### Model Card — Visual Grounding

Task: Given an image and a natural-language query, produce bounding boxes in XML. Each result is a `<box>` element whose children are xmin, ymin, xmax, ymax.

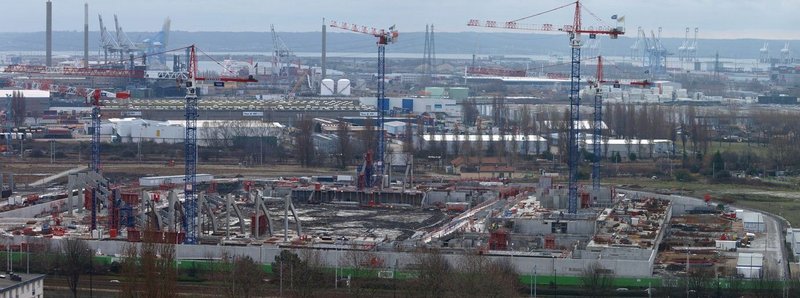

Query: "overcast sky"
<box><xmin>4</xmin><ymin>0</ymin><xmax>798</xmax><ymax>40</ymax></box>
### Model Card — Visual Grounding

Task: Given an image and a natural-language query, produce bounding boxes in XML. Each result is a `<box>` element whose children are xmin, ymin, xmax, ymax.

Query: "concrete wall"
<box><xmin>85</xmin><ymin>239</ymin><xmax>655</xmax><ymax>278</ymax></box>
<box><xmin>425</xmin><ymin>191</ymin><xmax>469</xmax><ymax>205</ymax></box>
<box><xmin>509</xmin><ymin>218</ymin><xmax>596</xmax><ymax>236</ymax></box>
<box><xmin>0</xmin><ymin>198</ymin><xmax>66</xmax><ymax>218</ymax></box>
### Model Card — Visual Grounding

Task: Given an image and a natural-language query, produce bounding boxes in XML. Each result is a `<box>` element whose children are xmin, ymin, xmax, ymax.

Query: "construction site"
<box><xmin>0</xmin><ymin>0</ymin><xmax>797</xmax><ymax>296</ymax></box>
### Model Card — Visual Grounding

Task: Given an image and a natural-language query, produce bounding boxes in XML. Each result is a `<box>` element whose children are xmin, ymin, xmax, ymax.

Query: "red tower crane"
<box><xmin>469</xmin><ymin>1</ymin><xmax>624</xmax><ymax>214</ymax></box>
<box><xmin>329</xmin><ymin>20</ymin><xmax>398</xmax><ymax>188</ymax></box>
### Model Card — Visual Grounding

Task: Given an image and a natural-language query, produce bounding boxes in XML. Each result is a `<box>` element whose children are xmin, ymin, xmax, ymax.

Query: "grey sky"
<box><xmin>4</xmin><ymin>0</ymin><xmax>798</xmax><ymax>40</ymax></box>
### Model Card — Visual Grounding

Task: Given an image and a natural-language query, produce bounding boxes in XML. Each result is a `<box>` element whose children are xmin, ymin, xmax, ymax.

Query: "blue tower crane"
<box><xmin>89</xmin><ymin>89</ymin><xmax>103</xmax><ymax>230</ymax></box>
<box><xmin>468</xmin><ymin>0</ymin><xmax>624</xmax><ymax>213</ymax></box>
<box><xmin>329</xmin><ymin>20</ymin><xmax>398</xmax><ymax>188</ymax></box>
<box><xmin>591</xmin><ymin>56</ymin><xmax>604</xmax><ymax>192</ymax></box>
<box><xmin>90</xmin><ymin>90</ymin><xmax>101</xmax><ymax>173</ymax></box>
<box><xmin>183</xmin><ymin>45</ymin><xmax>199</xmax><ymax>244</ymax></box>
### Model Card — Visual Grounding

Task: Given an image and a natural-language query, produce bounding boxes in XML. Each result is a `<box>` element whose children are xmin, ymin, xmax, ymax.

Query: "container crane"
<box><xmin>687</xmin><ymin>27</ymin><xmax>698</xmax><ymax>63</ymax></box>
<box><xmin>678</xmin><ymin>27</ymin><xmax>689</xmax><ymax>62</ymax></box>
<box><xmin>329</xmin><ymin>20</ymin><xmax>398</xmax><ymax>188</ymax></box>
<box><xmin>468</xmin><ymin>0</ymin><xmax>624</xmax><ymax>214</ymax></box>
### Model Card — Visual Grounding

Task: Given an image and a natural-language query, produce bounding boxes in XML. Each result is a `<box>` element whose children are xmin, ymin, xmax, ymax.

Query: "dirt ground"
<box><xmin>0</xmin><ymin>158</ymin><xmax>350</xmax><ymax>186</ymax></box>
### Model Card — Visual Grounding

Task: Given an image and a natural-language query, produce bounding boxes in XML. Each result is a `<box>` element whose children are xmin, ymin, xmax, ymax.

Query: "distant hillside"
<box><xmin>0</xmin><ymin>31</ymin><xmax>793</xmax><ymax>59</ymax></box>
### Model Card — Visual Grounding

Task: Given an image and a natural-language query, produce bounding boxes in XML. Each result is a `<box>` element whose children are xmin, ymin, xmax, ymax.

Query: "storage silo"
<box><xmin>337</xmin><ymin>79</ymin><xmax>351</xmax><ymax>96</ymax></box>
<box><xmin>320</xmin><ymin>79</ymin><xmax>335</xmax><ymax>96</ymax></box>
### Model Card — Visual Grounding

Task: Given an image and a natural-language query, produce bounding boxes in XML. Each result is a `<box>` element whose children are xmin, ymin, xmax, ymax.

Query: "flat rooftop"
<box><xmin>589</xmin><ymin>197</ymin><xmax>671</xmax><ymax>249</ymax></box>
<box><xmin>0</xmin><ymin>273</ymin><xmax>45</xmax><ymax>293</ymax></box>
<box><xmin>102</xmin><ymin>98</ymin><xmax>372</xmax><ymax>112</ymax></box>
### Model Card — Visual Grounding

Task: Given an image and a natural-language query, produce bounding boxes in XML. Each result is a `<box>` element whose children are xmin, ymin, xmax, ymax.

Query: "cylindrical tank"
<box><xmin>321</xmin><ymin>79</ymin><xmax>335</xmax><ymax>96</ymax></box>
<box><xmin>337</xmin><ymin>79</ymin><xmax>351</xmax><ymax>96</ymax></box>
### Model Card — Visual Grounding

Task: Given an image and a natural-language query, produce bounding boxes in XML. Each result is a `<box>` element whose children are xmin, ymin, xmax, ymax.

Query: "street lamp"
<box><xmin>530</xmin><ymin>264</ymin><xmax>537</xmax><ymax>297</ymax></box>
<box><xmin>87</xmin><ymin>248</ymin><xmax>93</xmax><ymax>298</ymax></box>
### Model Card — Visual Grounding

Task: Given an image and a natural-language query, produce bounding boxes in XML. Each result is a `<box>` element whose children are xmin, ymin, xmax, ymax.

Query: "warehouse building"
<box><xmin>740</xmin><ymin>211</ymin><xmax>766</xmax><ymax>232</ymax></box>
<box><xmin>95</xmin><ymin>118</ymin><xmax>286</xmax><ymax>147</ymax></box>
<box><xmin>737</xmin><ymin>253</ymin><xmax>764</xmax><ymax>279</ymax></box>
<box><xmin>583</xmin><ymin>139</ymin><xmax>673</xmax><ymax>159</ymax></box>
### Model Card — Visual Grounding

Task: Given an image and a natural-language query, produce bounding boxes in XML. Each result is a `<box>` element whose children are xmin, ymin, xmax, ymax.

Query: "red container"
<box><xmin>109</xmin><ymin>228</ymin><xmax>118</xmax><ymax>238</ymax></box>
<box><xmin>127</xmin><ymin>229</ymin><xmax>141</xmax><ymax>242</ymax></box>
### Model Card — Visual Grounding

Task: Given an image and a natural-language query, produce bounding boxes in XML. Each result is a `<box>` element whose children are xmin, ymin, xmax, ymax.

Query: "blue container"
<box><xmin>378</xmin><ymin>98</ymin><xmax>390</xmax><ymax>112</ymax></box>
<box><xmin>402</xmin><ymin>98</ymin><xmax>414</xmax><ymax>111</ymax></box>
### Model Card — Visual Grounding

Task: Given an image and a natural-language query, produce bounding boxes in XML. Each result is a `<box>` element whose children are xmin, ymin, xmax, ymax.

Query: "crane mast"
<box><xmin>592</xmin><ymin>56</ymin><xmax>603</xmax><ymax>192</ymax></box>
<box><xmin>329</xmin><ymin>20</ymin><xmax>398</xmax><ymax>188</ymax></box>
<box><xmin>468</xmin><ymin>0</ymin><xmax>623</xmax><ymax>214</ymax></box>
<box><xmin>89</xmin><ymin>89</ymin><xmax>102</xmax><ymax>230</ymax></box>
<box><xmin>183</xmin><ymin>45</ymin><xmax>199</xmax><ymax>244</ymax></box>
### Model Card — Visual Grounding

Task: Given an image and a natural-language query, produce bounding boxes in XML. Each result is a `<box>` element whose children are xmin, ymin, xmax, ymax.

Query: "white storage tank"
<box><xmin>337</xmin><ymin>79</ymin><xmax>351</xmax><ymax>96</ymax></box>
<box><xmin>320</xmin><ymin>79</ymin><xmax>335</xmax><ymax>96</ymax></box>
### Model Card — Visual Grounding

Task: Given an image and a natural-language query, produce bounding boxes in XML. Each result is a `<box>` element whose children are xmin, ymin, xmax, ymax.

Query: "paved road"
<box><xmin>738</xmin><ymin>208</ymin><xmax>788</xmax><ymax>280</ymax></box>
<box><xmin>620</xmin><ymin>189</ymin><xmax>788</xmax><ymax>279</ymax></box>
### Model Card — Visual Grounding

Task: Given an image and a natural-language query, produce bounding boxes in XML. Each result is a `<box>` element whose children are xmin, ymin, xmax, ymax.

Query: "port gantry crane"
<box><xmin>468</xmin><ymin>0</ymin><xmax>624</xmax><ymax>213</ymax></box>
<box><xmin>329</xmin><ymin>20</ymin><xmax>398</xmax><ymax>188</ymax></box>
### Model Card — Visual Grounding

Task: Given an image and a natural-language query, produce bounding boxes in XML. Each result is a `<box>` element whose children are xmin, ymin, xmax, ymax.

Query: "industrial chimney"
<box><xmin>84</xmin><ymin>2</ymin><xmax>89</xmax><ymax>68</ymax></box>
<box><xmin>46</xmin><ymin>0</ymin><xmax>52</xmax><ymax>67</ymax></box>
<box><xmin>321</xmin><ymin>18</ymin><xmax>327</xmax><ymax>80</ymax></box>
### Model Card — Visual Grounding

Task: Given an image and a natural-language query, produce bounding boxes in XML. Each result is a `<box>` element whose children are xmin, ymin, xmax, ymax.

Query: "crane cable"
<box><xmin>509</xmin><ymin>1</ymin><xmax>576</xmax><ymax>23</ymax></box>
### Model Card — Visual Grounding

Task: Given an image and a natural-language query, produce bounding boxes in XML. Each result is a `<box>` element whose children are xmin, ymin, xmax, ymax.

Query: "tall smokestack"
<box><xmin>321</xmin><ymin>18</ymin><xmax>327</xmax><ymax>80</ymax></box>
<box><xmin>46</xmin><ymin>0</ymin><xmax>52</xmax><ymax>67</ymax></box>
<box><xmin>84</xmin><ymin>2</ymin><xmax>88</xmax><ymax>68</ymax></box>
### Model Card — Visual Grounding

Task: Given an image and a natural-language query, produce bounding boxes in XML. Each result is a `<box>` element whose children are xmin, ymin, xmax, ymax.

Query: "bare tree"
<box><xmin>139</xmin><ymin>233</ymin><xmax>177</xmax><ymax>298</ymax></box>
<box><xmin>341</xmin><ymin>248</ymin><xmax>380</xmax><ymax>298</ymax></box>
<box><xmin>520</xmin><ymin>105</ymin><xmax>532</xmax><ymax>156</ymax></box>
<box><xmin>119</xmin><ymin>243</ymin><xmax>140</xmax><ymax>298</ymax></box>
<box><xmin>295</xmin><ymin>114</ymin><xmax>316</xmax><ymax>167</ymax></box>
<box><xmin>337</xmin><ymin>119</ymin><xmax>352</xmax><ymax>169</ymax></box>
<box><xmin>28</xmin><ymin>237</ymin><xmax>56</xmax><ymax>274</ymax></box>
<box><xmin>580</xmin><ymin>261</ymin><xmax>615</xmax><ymax>297</ymax></box>
<box><xmin>222</xmin><ymin>255</ymin><xmax>265</xmax><ymax>298</ymax></box>
<box><xmin>295</xmin><ymin>249</ymin><xmax>325</xmax><ymax>298</ymax></box>
<box><xmin>60</xmin><ymin>238</ymin><xmax>91</xmax><ymax>298</ymax></box>
<box><xmin>404</xmin><ymin>115</ymin><xmax>415</xmax><ymax>154</ymax></box>
<box><xmin>156</xmin><ymin>242</ymin><xmax>177</xmax><ymax>297</ymax></box>
<box><xmin>450</xmin><ymin>253</ymin><xmax>518</xmax><ymax>298</ymax></box>
<box><xmin>362</xmin><ymin>117</ymin><xmax>377</xmax><ymax>158</ymax></box>
<box><xmin>462</xmin><ymin>99</ymin><xmax>479</xmax><ymax>126</ymax></box>
<box><xmin>411</xmin><ymin>249</ymin><xmax>452</xmax><ymax>297</ymax></box>
<box><xmin>11</xmin><ymin>91</ymin><xmax>26</xmax><ymax>127</ymax></box>
<box><xmin>683</xmin><ymin>267</ymin><xmax>713</xmax><ymax>298</ymax></box>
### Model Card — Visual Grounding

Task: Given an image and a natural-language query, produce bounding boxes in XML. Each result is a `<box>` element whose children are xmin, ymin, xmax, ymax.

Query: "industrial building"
<box><xmin>0</xmin><ymin>1</ymin><xmax>792</xmax><ymax>293</ymax></box>
<box><xmin>96</xmin><ymin>118</ymin><xmax>286</xmax><ymax>146</ymax></box>
<box><xmin>737</xmin><ymin>253</ymin><xmax>764</xmax><ymax>279</ymax></box>
<box><xmin>100</xmin><ymin>98</ymin><xmax>373</xmax><ymax>124</ymax></box>
<box><xmin>0</xmin><ymin>273</ymin><xmax>45</xmax><ymax>297</ymax></box>
<box><xmin>420</xmin><ymin>134</ymin><xmax>548</xmax><ymax>155</ymax></box>
<box><xmin>785</xmin><ymin>228</ymin><xmax>800</xmax><ymax>261</ymax></box>
<box><xmin>583</xmin><ymin>139</ymin><xmax>674</xmax><ymax>159</ymax></box>
<box><xmin>740</xmin><ymin>211</ymin><xmax>766</xmax><ymax>233</ymax></box>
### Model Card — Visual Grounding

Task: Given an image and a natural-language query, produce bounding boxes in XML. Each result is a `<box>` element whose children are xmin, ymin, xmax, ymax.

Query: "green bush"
<box><xmin>673</xmin><ymin>169</ymin><xmax>696</xmax><ymax>182</ymax></box>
